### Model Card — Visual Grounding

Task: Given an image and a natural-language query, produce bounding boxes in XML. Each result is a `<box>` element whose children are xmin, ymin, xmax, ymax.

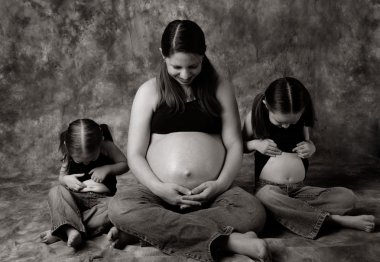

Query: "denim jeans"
<box><xmin>255</xmin><ymin>179</ymin><xmax>357</xmax><ymax>239</ymax></box>
<box><xmin>108</xmin><ymin>182</ymin><xmax>266</xmax><ymax>262</ymax></box>
<box><xmin>48</xmin><ymin>185</ymin><xmax>112</xmax><ymax>238</ymax></box>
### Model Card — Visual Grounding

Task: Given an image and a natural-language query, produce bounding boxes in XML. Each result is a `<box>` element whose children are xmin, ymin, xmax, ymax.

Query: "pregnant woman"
<box><xmin>108</xmin><ymin>20</ymin><xmax>269</xmax><ymax>261</ymax></box>
<box><xmin>242</xmin><ymin>77</ymin><xmax>375</xmax><ymax>239</ymax></box>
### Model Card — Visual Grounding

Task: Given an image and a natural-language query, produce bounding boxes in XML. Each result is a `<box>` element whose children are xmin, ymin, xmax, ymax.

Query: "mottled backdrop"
<box><xmin>1</xmin><ymin>0</ymin><xmax>379</xmax><ymax>180</ymax></box>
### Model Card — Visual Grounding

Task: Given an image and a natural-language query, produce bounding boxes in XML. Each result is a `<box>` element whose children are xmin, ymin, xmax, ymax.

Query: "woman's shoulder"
<box><xmin>134</xmin><ymin>77</ymin><xmax>160</xmax><ymax>105</ymax></box>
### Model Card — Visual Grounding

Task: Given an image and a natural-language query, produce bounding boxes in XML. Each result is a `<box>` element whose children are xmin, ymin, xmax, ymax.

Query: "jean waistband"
<box><xmin>256</xmin><ymin>178</ymin><xmax>304</xmax><ymax>190</ymax></box>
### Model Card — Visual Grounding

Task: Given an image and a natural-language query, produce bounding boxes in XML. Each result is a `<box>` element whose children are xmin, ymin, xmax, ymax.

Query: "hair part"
<box><xmin>59</xmin><ymin>119</ymin><xmax>113</xmax><ymax>161</ymax></box>
<box><xmin>252</xmin><ymin>77</ymin><xmax>315</xmax><ymax>138</ymax></box>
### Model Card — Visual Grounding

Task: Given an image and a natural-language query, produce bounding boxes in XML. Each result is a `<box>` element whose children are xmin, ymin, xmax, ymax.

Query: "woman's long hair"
<box><xmin>158</xmin><ymin>20</ymin><xmax>221</xmax><ymax>116</ymax></box>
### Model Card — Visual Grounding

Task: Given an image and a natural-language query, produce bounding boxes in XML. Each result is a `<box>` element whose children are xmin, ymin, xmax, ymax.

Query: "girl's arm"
<box><xmin>292</xmin><ymin>126</ymin><xmax>316</xmax><ymax>158</ymax></box>
<box><xmin>242</xmin><ymin>111</ymin><xmax>281</xmax><ymax>156</ymax></box>
<box><xmin>58</xmin><ymin>158</ymin><xmax>69</xmax><ymax>185</ymax></box>
<box><xmin>101</xmin><ymin>140</ymin><xmax>129</xmax><ymax>176</ymax></box>
<box><xmin>58</xmin><ymin>158</ymin><xmax>86</xmax><ymax>191</ymax></box>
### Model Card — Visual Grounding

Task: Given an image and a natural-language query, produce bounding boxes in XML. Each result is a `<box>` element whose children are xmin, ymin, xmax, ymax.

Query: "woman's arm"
<box><xmin>187</xmin><ymin>79</ymin><xmax>243</xmax><ymax>201</ymax></box>
<box><xmin>213</xmin><ymin>79</ymin><xmax>243</xmax><ymax>192</ymax></box>
<box><xmin>127</xmin><ymin>79</ymin><xmax>164</xmax><ymax>189</ymax></box>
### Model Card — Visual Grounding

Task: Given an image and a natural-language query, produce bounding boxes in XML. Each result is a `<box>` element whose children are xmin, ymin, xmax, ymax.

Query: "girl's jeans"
<box><xmin>108</xmin><ymin>183</ymin><xmax>266</xmax><ymax>262</ymax></box>
<box><xmin>48</xmin><ymin>185</ymin><xmax>112</xmax><ymax>238</ymax></box>
<box><xmin>255</xmin><ymin>178</ymin><xmax>357</xmax><ymax>239</ymax></box>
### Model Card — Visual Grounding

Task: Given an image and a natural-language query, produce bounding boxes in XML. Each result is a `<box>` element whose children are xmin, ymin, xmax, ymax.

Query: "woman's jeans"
<box><xmin>108</xmin><ymin>182</ymin><xmax>266</xmax><ymax>262</ymax></box>
<box><xmin>48</xmin><ymin>185</ymin><xmax>112</xmax><ymax>238</ymax></box>
<box><xmin>255</xmin><ymin>179</ymin><xmax>357</xmax><ymax>239</ymax></box>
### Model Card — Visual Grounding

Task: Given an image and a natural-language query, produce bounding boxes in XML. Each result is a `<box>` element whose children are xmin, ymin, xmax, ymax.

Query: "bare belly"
<box><xmin>259</xmin><ymin>152</ymin><xmax>305</xmax><ymax>184</ymax></box>
<box><xmin>80</xmin><ymin>179</ymin><xmax>110</xmax><ymax>193</ymax></box>
<box><xmin>147</xmin><ymin>132</ymin><xmax>226</xmax><ymax>189</ymax></box>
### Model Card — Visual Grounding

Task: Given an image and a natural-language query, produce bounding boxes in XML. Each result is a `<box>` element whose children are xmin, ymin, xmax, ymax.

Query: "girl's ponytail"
<box><xmin>59</xmin><ymin>130</ymin><xmax>68</xmax><ymax>161</ymax></box>
<box><xmin>100</xmin><ymin>124</ymin><xmax>114</xmax><ymax>142</ymax></box>
<box><xmin>251</xmin><ymin>92</ymin><xmax>269</xmax><ymax>139</ymax></box>
<box><xmin>302</xmin><ymin>90</ymin><xmax>316</xmax><ymax>127</ymax></box>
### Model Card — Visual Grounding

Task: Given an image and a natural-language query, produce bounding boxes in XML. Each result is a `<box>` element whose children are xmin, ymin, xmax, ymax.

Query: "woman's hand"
<box><xmin>256</xmin><ymin>139</ymin><xmax>282</xmax><ymax>157</ymax></box>
<box><xmin>62</xmin><ymin>174</ymin><xmax>86</xmax><ymax>191</ymax></box>
<box><xmin>89</xmin><ymin>165</ymin><xmax>111</xmax><ymax>183</ymax></box>
<box><xmin>292</xmin><ymin>140</ymin><xmax>316</xmax><ymax>158</ymax></box>
<box><xmin>182</xmin><ymin>181</ymin><xmax>223</xmax><ymax>204</ymax></box>
<box><xmin>155</xmin><ymin>182</ymin><xmax>202</xmax><ymax>207</ymax></box>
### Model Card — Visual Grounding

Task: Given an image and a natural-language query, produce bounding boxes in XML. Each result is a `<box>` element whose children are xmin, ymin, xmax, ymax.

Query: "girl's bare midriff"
<box><xmin>147</xmin><ymin>132</ymin><xmax>226</xmax><ymax>189</ymax></box>
<box><xmin>259</xmin><ymin>152</ymin><xmax>305</xmax><ymax>184</ymax></box>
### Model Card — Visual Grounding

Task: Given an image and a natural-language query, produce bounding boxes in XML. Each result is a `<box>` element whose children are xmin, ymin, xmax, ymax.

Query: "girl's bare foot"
<box><xmin>227</xmin><ymin>231</ymin><xmax>270</xmax><ymax>262</ymax></box>
<box><xmin>331</xmin><ymin>214</ymin><xmax>375</xmax><ymax>232</ymax></box>
<box><xmin>107</xmin><ymin>226</ymin><xmax>139</xmax><ymax>249</ymax></box>
<box><xmin>39</xmin><ymin>230</ymin><xmax>60</xmax><ymax>244</ymax></box>
<box><xmin>66</xmin><ymin>227</ymin><xmax>82</xmax><ymax>248</ymax></box>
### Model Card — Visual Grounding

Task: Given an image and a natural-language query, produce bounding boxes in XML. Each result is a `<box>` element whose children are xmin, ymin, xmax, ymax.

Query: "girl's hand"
<box><xmin>89</xmin><ymin>166</ymin><xmax>111</xmax><ymax>183</ymax></box>
<box><xmin>155</xmin><ymin>182</ymin><xmax>202</xmax><ymax>207</ymax></box>
<box><xmin>256</xmin><ymin>139</ymin><xmax>282</xmax><ymax>157</ymax></box>
<box><xmin>182</xmin><ymin>181</ymin><xmax>223</xmax><ymax>204</ymax></box>
<box><xmin>292</xmin><ymin>140</ymin><xmax>316</xmax><ymax>158</ymax></box>
<box><xmin>62</xmin><ymin>174</ymin><xmax>86</xmax><ymax>191</ymax></box>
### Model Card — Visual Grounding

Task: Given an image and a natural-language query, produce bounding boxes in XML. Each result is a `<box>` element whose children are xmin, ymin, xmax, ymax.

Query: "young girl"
<box><xmin>40</xmin><ymin>119</ymin><xmax>129</xmax><ymax>248</ymax></box>
<box><xmin>242</xmin><ymin>77</ymin><xmax>375</xmax><ymax>239</ymax></box>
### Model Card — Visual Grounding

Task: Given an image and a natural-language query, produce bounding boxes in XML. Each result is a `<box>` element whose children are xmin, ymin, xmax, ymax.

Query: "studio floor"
<box><xmin>2</xmin><ymin>154</ymin><xmax>380</xmax><ymax>262</ymax></box>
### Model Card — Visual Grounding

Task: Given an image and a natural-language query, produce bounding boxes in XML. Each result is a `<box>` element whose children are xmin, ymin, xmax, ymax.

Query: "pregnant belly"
<box><xmin>147</xmin><ymin>132</ymin><xmax>226</xmax><ymax>189</ymax></box>
<box><xmin>259</xmin><ymin>152</ymin><xmax>305</xmax><ymax>184</ymax></box>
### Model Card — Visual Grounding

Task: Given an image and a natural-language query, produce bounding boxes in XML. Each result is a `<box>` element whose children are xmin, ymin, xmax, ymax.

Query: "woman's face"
<box><xmin>165</xmin><ymin>52</ymin><xmax>203</xmax><ymax>86</ymax></box>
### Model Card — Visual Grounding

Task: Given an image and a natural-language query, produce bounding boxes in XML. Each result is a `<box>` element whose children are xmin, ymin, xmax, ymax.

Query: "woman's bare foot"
<box><xmin>107</xmin><ymin>226</ymin><xmax>139</xmax><ymax>249</ymax></box>
<box><xmin>66</xmin><ymin>227</ymin><xmax>82</xmax><ymax>248</ymax></box>
<box><xmin>331</xmin><ymin>215</ymin><xmax>375</xmax><ymax>232</ymax></box>
<box><xmin>39</xmin><ymin>230</ymin><xmax>60</xmax><ymax>244</ymax></box>
<box><xmin>227</xmin><ymin>231</ymin><xmax>270</xmax><ymax>262</ymax></box>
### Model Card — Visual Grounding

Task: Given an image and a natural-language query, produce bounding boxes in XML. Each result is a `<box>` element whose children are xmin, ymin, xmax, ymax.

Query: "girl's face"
<box><xmin>165</xmin><ymin>52</ymin><xmax>203</xmax><ymax>87</ymax></box>
<box><xmin>268</xmin><ymin>111</ymin><xmax>303</xmax><ymax>129</ymax></box>
<box><xmin>71</xmin><ymin>148</ymin><xmax>100</xmax><ymax>165</ymax></box>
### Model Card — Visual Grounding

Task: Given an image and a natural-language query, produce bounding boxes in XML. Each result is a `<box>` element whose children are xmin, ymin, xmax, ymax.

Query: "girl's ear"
<box><xmin>262</xmin><ymin>99</ymin><xmax>268</xmax><ymax>109</ymax></box>
<box><xmin>159</xmin><ymin>48</ymin><xmax>165</xmax><ymax>59</ymax></box>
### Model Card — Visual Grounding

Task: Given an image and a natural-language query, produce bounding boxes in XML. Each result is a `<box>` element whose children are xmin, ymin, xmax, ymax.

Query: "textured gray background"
<box><xmin>1</xmin><ymin>0</ymin><xmax>379</xmax><ymax>180</ymax></box>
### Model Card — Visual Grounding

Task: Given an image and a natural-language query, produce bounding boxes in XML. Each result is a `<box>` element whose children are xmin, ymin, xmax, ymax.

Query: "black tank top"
<box><xmin>254</xmin><ymin>114</ymin><xmax>309</xmax><ymax>180</ymax></box>
<box><xmin>151</xmin><ymin>100</ymin><xmax>222</xmax><ymax>134</ymax></box>
<box><xmin>67</xmin><ymin>153</ymin><xmax>117</xmax><ymax>195</ymax></box>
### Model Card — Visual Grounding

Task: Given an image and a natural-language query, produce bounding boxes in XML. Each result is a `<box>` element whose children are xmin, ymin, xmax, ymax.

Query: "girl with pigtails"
<box><xmin>243</xmin><ymin>77</ymin><xmax>375</xmax><ymax>239</ymax></box>
<box><xmin>40</xmin><ymin>119</ymin><xmax>129</xmax><ymax>248</ymax></box>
